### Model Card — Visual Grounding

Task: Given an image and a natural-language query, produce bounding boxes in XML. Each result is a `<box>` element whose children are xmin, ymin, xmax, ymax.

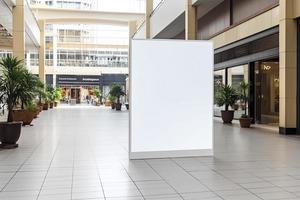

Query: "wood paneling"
<box><xmin>197</xmin><ymin>0</ymin><xmax>279</xmax><ymax>40</ymax></box>
<box><xmin>232</xmin><ymin>0</ymin><xmax>279</xmax><ymax>24</ymax></box>
<box><xmin>197</xmin><ymin>0</ymin><xmax>230</xmax><ymax>40</ymax></box>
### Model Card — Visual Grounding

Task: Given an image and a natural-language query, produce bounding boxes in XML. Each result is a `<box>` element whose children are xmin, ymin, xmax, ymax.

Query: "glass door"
<box><xmin>255</xmin><ymin>59</ymin><xmax>279</xmax><ymax>125</ymax></box>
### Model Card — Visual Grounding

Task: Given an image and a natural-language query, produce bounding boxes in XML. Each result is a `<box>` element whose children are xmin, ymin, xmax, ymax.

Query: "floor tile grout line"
<box><xmin>254</xmin><ymin>172</ymin><xmax>300</xmax><ymax>198</ymax></box>
<box><xmin>90</xmin><ymin>138</ymin><xmax>107</xmax><ymax>200</ymax></box>
<box><xmin>35</xmin><ymin>137</ymin><xmax>62</xmax><ymax>200</ymax></box>
<box><xmin>144</xmin><ymin>159</ymin><xmax>185</xmax><ymax>200</ymax></box>
<box><xmin>209</xmin><ymin>168</ymin><xmax>266</xmax><ymax>200</ymax></box>
<box><xmin>70</xmin><ymin>133</ymin><xmax>76</xmax><ymax>200</ymax></box>
<box><xmin>171</xmin><ymin>158</ymin><xmax>225</xmax><ymax>200</ymax></box>
<box><xmin>121</xmin><ymin>164</ymin><xmax>146</xmax><ymax>199</ymax></box>
<box><xmin>0</xmin><ymin>123</ymin><xmax>54</xmax><ymax>193</ymax></box>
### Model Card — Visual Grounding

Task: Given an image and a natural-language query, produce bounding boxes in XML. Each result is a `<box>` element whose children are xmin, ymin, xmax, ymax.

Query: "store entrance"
<box><xmin>255</xmin><ymin>59</ymin><xmax>279</xmax><ymax>126</ymax></box>
<box><xmin>71</xmin><ymin>88</ymin><xmax>81</xmax><ymax>104</ymax></box>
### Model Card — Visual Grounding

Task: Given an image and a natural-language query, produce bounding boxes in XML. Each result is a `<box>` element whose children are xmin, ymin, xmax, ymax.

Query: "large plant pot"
<box><xmin>43</xmin><ymin>103</ymin><xmax>49</xmax><ymax>110</ymax></box>
<box><xmin>34</xmin><ymin>110</ymin><xmax>39</xmax><ymax>119</ymax></box>
<box><xmin>115</xmin><ymin>103</ymin><xmax>122</xmax><ymax>111</ymax></box>
<box><xmin>0</xmin><ymin>122</ymin><xmax>22</xmax><ymax>148</ymax></box>
<box><xmin>221</xmin><ymin>110</ymin><xmax>234</xmax><ymax>124</ymax></box>
<box><xmin>23</xmin><ymin>111</ymin><xmax>36</xmax><ymax>126</ymax></box>
<box><xmin>11</xmin><ymin>110</ymin><xmax>24</xmax><ymax>122</ymax></box>
<box><xmin>49</xmin><ymin>102</ymin><xmax>54</xmax><ymax>109</ymax></box>
<box><xmin>239</xmin><ymin>117</ymin><xmax>253</xmax><ymax>128</ymax></box>
<box><xmin>54</xmin><ymin>102</ymin><xmax>58</xmax><ymax>107</ymax></box>
<box><xmin>125</xmin><ymin>103</ymin><xmax>129</xmax><ymax>110</ymax></box>
<box><xmin>12</xmin><ymin>110</ymin><xmax>35</xmax><ymax>126</ymax></box>
<box><xmin>111</xmin><ymin>102</ymin><xmax>116</xmax><ymax>109</ymax></box>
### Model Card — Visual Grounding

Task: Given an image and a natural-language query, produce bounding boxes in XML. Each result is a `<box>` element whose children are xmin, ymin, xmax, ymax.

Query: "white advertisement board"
<box><xmin>130</xmin><ymin>39</ymin><xmax>213</xmax><ymax>159</ymax></box>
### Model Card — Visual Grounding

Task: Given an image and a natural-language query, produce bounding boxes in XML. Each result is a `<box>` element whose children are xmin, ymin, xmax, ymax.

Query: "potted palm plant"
<box><xmin>215</xmin><ymin>84</ymin><xmax>238</xmax><ymax>123</ymax></box>
<box><xmin>0</xmin><ymin>56</ymin><xmax>26</xmax><ymax>148</ymax></box>
<box><xmin>36</xmin><ymin>79</ymin><xmax>45</xmax><ymax>112</ymax></box>
<box><xmin>46</xmin><ymin>86</ymin><xmax>55</xmax><ymax>109</ymax></box>
<box><xmin>109</xmin><ymin>84</ymin><xmax>125</xmax><ymax>111</ymax></box>
<box><xmin>93</xmin><ymin>88</ymin><xmax>101</xmax><ymax>106</ymax></box>
<box><xmin>12</xmin><ymin>70</ymin><xmax>39</xmax><ymax>126</ymax></box>
<box><xmin>239</xmin><ymin>80</ymin><xmax>252</xmax><ymax>128</ymax></box>
<box><xmin>108</xmin><ymin>95</ymin><xmax>116</xmax><ymax>109</ymax></box>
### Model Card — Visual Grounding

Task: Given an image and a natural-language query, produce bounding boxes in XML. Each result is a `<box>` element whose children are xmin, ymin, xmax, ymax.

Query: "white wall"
<box><xmin>130</xmin><ymin>39</ymin><xmax>214</xmax><ymax>159</ymax></box>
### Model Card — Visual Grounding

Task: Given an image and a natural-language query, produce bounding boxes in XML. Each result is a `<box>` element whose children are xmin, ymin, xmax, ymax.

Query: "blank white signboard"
<box><xmin>130</xmin><ymin>39</ymin><xmax>213</xmax><ymax>159</ymax></box>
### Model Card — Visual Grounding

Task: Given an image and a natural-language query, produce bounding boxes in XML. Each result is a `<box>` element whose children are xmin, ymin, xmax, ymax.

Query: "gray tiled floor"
<box><xmin>0</xmin><ymin>105</ymin><xmax>300</xmax><ymax>200</ymax></box>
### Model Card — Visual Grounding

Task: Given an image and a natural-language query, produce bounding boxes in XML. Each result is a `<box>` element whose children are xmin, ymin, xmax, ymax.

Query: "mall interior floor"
<box><xmin>0</xmin><ymin>106</ymin><xmax>300</xmax><ymax>200</ymax></box>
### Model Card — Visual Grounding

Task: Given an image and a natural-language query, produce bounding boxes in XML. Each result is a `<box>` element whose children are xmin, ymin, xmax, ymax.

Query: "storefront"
<box><xmin>214</xmin><ymin>27</ymin><xmax>279</xmax><ymax>126</ymax></box>
<box><xmin>57</xmin><ymin>75</ymin><xmax>101</xmax><ymax>103</ymax></box>
<box><xmin>55</xmin><ymin>74</ymin><xmax>127</xmax><ymax>103</ymax></box>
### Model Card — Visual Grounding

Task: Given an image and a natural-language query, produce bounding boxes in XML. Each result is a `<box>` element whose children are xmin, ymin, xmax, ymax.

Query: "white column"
<box><xmin>185</xmin><ymin>0</ymin><xmax>197</xmax><ymax>40</ymax></box>
<box><xmin>145</xmin><ymin>0</ymin><xmax>153</xmax><ymax>39</ymax></box>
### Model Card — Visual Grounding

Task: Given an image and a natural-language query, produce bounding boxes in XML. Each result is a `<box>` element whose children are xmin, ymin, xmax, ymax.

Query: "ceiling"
<box><xmin>0</xmin><ymin>0</ymin><xmax>13</xmax><ymax>49</ymax></box>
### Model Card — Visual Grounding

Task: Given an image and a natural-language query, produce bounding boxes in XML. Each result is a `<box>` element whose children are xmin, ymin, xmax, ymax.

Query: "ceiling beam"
<box><xmin>31</xmin><ymin>6</ymin><xmax>145</xmax><ymax>26</ymax></box>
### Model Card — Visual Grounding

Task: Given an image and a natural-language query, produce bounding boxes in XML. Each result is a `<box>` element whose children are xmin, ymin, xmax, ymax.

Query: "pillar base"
<box><xmin>279</xmin><ymin>127</ymin><xmax>298</xmax><ymax>135</ymax></box>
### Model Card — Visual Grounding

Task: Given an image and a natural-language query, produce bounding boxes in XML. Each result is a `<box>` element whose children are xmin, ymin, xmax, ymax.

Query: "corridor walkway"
<box><xmin>0</xmin><ymin>106</ymin><xmax>300</xmax><ymax>200</ymax></box>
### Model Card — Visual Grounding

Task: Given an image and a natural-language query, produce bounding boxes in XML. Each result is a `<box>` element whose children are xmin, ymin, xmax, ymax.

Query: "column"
<box><xmin>279</xmin><ymin>0</ymin><xmax>298</xmax><ymax>134</ymax></box>
<box><xmin>53</xmin><ymin>24</ymin><xmax>58</xmax><ymax>87</ymax></box>
<box><xmin>12</xmin><ymin>0</ymin><xmax>25</xmax><ymax>60</ymax></box>
<box><xmin>38</xmin><ymin>20</ymin><xmax>46</xmax><ymax>83</ymax></box>
<box><xmin>145</xmin><ymin>0</ymin><xmax>153</xmax><ymax>39</ymax></box>
<box><xmin>185</xmin><ymin>0</ymin><xmax>197</xmax><ymax>40</ymax></box>
<box><xmin>26</xmin><ymin>52</ymin><xmax>30</xmax><ymax>67</ymax></box>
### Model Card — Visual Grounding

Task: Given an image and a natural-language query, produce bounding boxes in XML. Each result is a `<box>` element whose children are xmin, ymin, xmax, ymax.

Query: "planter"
<box><xmin>11</xmin><ymin>110</ymin><xmax>24</xmax><ymax>122</ymax></box>
<box><xmin>0</xmin><ymin>122</ymin><xmax>22</xmax><ymax>149</ymax></box>
<box><xmin>221</xmin><ymin>110</ymin><xmax>235</xmax><ymax>124</ymax></box>
<box><xmin>22</xmin><ymin>111</ymin><xmax>36</xmax><ymax>126</ymax></box>
<box><xmin>125</xmin><ymin>103</ymin><xmax>129</xmax><ymax>110</ymax></box>
<box><xmin>54</xmin><ymin>102</ymin><xmax>58</xmax><ymax>107</ymax></box>
<box><xmin>39</xmin><ymin>106</ymin><xmax>43</xmax><ymax>112</ymax></box>
<box><xmin>115</xmin><ymin>103</ymin><xmax>122</xmax><ymax>111</ymax></box>
<box><xmin>43</xmin><ymin>103</ymin><xmax>49</xmax><ymax>110</ymax></box>
<box><xmin>12</xmin><ymin>110</ymin><xmax>35</xmax><ymax>126</ymax></box>
<box><xmin>239</xmin><ymin>117</ymin><xmax>253</xmax><ymax>128</ymax></box>
<box><xmin>111</xmin><ymin>102</ymin><xmax>116</xmax><ymax>109</ymax></box>
<box><xmin>34</xmin><ymin>110</ymin><xmax>39</xmax><ymax>119</ymax></box>
<box><xmin>96</xmin><ymin>102</ymin><xmax>100</xmax><ymax>106</ymax></box>
<box><xmin>49</xmin><ymin>102</ymin><xmax>54</xmax><ymax>109</ymax></box>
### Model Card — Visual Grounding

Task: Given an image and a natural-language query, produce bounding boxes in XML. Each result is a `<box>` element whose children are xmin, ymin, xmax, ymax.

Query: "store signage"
<box><xmin>57</xmin><ymin>75</ymin><xmax>101</xmax><ymax>86</ymax></box>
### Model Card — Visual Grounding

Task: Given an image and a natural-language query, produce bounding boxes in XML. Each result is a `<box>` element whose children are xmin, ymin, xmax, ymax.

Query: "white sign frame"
<box><xmin>129</xmin><ymin>39</ymin><xmax>214</xmax><ymax>159</ymax></box>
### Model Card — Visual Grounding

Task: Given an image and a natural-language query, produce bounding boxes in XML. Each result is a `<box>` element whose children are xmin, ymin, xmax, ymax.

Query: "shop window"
<box><xmin>227</xmin><ymin>64</ymin><xmax>249</xmax><ymax>119</ymax></box>
<box><xmin>214</xmin><ymin>69</ymin><xmax>226</xmax><ymax>117</ymax></box>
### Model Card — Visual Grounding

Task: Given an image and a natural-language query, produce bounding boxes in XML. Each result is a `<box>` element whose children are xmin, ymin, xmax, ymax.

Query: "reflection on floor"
<box><xmin>0</xmin><ymin>106</ymin><xmax>300</xmax><ymax>200</ymax></box>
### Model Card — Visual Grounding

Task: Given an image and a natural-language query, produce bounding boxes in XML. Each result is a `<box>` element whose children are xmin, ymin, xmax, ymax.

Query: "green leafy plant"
<box><xmin>239</xmin><ymin>80</ymin><xmax>250</xmax><ymax>118</ymax></box>
<box><xmin>46</xmin><ymin>86</ymin><xmax>56</xmax><ymax>102</ymax></box>
<box><xmin>109</xmin><ymin>84</ymin><xmax>125</xmax><ymax>104</ymax></box>
<box><xmin>35</xmin><ymin>79</ymin><xmax>45</xmax><ymax>104</ymax></box>
<box><xmin>93</xmin><ymin>88</ymin><xmax>101</xmax><ymax>98</ymax></box>
<box><xmin>18</xmin><ymin>70</ymin><xmax>39</xmax><ymax>109</ymax></box>
<box><xmin>108</xmin><ymin>95</ymin><xmax>116</xmax><ymax>103</ymax></box>
<box><xmin>215</xmin><ymin>84</ymin><xmax>238</xmax><ymax>111</ymax></box>
<box><xmin>54</xmin><ymin>88</ymin><xmax>62</xmax><ymax>102</ymax></box>
<box><xmin>25</xmin><ymin>101</ymin><xmax>38</xmax><ymax>112</ymax></box>
<box><xmin>0</xmin><ymin>56</ymin><xmax>28</xmax><ymax>122</ymax></box>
